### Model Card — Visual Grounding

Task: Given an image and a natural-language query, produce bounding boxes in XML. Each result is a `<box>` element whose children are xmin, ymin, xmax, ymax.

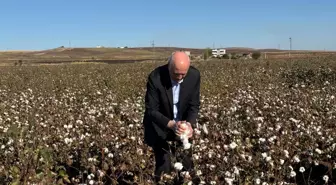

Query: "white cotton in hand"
<box><xmin>183</xmin><ymin>142</ymin><xmax>191</xmax><ymax>150</ymax></box>
<box><xmin>180</xmin><ymin>123</ymin><xmax>191</xmax><ymax>150</ymax></box>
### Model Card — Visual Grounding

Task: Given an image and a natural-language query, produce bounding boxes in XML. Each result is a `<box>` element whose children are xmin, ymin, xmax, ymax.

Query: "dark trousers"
<box><xmin>152</xmin><ymin>136</ymin><xmax>200</xmax><ymax>184</ymax></box>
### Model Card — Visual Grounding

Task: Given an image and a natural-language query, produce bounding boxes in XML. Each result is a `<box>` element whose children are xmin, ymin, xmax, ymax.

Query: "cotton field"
<box><xmin>0</xmin><ymin>57</ymin><xmax>335</xmax><ymax>185</ymax></box>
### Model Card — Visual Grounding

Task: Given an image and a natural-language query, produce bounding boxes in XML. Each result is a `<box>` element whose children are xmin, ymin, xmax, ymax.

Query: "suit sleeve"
<box><xmin>186</xmin><ymin>71</ymin><xmax>201</xmax><ymax>128</ymax></box>
<box><xmin>144</xmin><ymin>73</ymin><xmax>170</xmax><ymax>129</ymax></box>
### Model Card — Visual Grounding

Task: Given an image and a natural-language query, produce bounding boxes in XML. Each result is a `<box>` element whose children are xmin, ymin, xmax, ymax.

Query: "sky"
<box><xmin>0</xmin><ymin>0</ymin><xmax>335</xmax><ymax>51</ymax></box>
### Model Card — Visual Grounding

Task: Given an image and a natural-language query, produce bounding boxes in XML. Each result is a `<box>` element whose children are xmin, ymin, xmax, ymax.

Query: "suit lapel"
<box><xmin>165</xmin><ymin>83</ymin><xmax>173</xmax><ymax>112</ymax></box>
<box><xmin>163</xmin><ymin>65</ymin><xmax>173</xmax><ymax>115</ymax></box>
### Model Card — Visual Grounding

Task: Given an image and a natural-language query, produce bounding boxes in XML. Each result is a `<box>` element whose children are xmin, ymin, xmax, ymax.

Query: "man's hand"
<box><xmin>167</xmin><ymin>120</ymin><xmax>176</xmax><ymax>129</ymax></box>
<box><xmin>175</xmin><ymin>121</ymin><xmax>193</xmax><ymax>138</ymax></box>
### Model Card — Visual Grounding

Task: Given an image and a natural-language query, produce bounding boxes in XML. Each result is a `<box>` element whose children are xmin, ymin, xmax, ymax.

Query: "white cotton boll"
<box><xmin>232</xmin><ymin>130</ymin><xmax>240</xmax><ymax>135</ymax></box>
<box><xmin>240</xmin><ymin>154</ymin><xmax>246</xmax><ymax>160</ymax></box>
<box><xmin>64</xmin><ymin>138</ymin><xmax>72</xmax><ymax>145</ymax></box>
<box><xmin>266</xmin><ymin>156</ymin><xmax>272</xmax><ymax>162</ymax></box>
<box><xmin>284</xmin><ymin>150</ymin><xmax>289</xmax><ymax>158</ymax></box>
<box><xmin>202</xmin><ymin>124</ymin><xmax>208</xmax><ymax>135</ymax></box>
<box><xmin>229</xmin><ymin>142</ymin><xmax>237</xmax><ymax>149</ymax></box>
<box><xmin>193</xmin><ymin>154</ymin><xmax>199</xmax><ymax>160</ymax></box>
<box><xmin>208</xmin><ymin>153</ymin><xmax>212</xmax><ymax>158</ymax></box>
<box><xmin>290</xmin><ymin>171</ymin><xmax>296</xmax><ymax>177</ymax></box>
<box><xmin>88</xmin><ymin>173</ymin><xmax>95</xmax><ymax>179</ymax></box>
<box><xmin>299</xmin><ymin>167</ymin><xmax>305</xmax><ymax>173</ymax></box>
<box><xmin>323</xmin><ymin>175</ymin><xmax>329</xmax><ymax>182</ymax></box>
<box><xmin>315</xmin><ymin>148</ymin><xmax>322</xmax><ymax>154</ymax></box>
<box><xmin>225</xmin><ymin>178</ymin><xmax>233</xmax><ymax>185</ymax></box>
<box><xmin>194</xmin><ymin>128</ymin><xmax>201</xmax><ymax>135</ymax></box>
<box><xmin>255</xmin><ymin>178</ymin><xmax>261</xmax><ymax>184</ymax></box>
<box><xmin>98</xmin><ymin>170</ymin><xmax>104</xmax><ymax>177</ymax></box>
<box><xmin>174</xmin><ymin>162</ymin><xmax>183</xmax><ymax>171</ymax></box>
<box><xmin>233</xmin><ymin>166</ymin><xmax>239</xmax><ymax>175</ymax></box>
<box><xmin>259</xmin><ymin>138</ymin><xmax>266</xmax><ymax>143</ymax></box>
<box><xmin>181</xmin><ymin>171</ymin><xmax>190</xmax><ymax>179</ymax></box>
<box><xmin>293</xmin><ymin>155</ymin><xmax>300</xmax><ymax>163</ymax></box>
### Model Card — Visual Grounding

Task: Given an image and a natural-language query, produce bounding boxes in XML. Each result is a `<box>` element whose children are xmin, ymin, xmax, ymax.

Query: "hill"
<box><xmin>1</xmin><ymin>46</ymin><xmax>335</xmax><ymax>65</ymax></box>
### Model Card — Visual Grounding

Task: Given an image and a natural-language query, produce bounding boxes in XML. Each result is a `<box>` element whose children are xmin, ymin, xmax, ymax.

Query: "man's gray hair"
<box><xmin>167</xmin><ymin>52</ymin><xmax>175</xmax><ymax>69</ymax></box>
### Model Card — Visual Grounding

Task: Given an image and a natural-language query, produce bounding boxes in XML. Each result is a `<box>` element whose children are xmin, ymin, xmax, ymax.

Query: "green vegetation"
<box><xmin>203</xmin><ymin>48</ymin><xmax>212</xmax><ymax>60</ymax></box>
<box><xmin>252</xmin><ymin>52</ymin><xmax>262</xmax><ymax>59</ymax></box>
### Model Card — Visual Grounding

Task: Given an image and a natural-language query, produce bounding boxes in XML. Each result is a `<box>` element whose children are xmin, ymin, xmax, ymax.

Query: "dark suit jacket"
<box><xmin>142</xmin><ymin>63</ymin><xmax>201</xmax><ymax>147</ymax></box>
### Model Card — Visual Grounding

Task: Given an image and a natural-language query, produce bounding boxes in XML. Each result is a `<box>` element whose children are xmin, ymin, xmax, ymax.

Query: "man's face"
<box><xmin>169</xmin><ymin>64</ymin><xmax>188</xmax><ymax>82</ymax></box>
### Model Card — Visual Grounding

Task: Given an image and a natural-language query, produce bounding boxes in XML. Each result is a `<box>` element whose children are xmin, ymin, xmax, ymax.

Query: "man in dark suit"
<box><xmin>142</xmin><ymin>51</ymin><xmax>201</xmax><ymax>183</ymax></box>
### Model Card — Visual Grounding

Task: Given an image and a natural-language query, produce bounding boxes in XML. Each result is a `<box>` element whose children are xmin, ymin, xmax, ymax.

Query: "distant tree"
<box><xmin>203</xmin><ymin>48</ymin><xmax>212</xmax><ymax>60</ymax></box>
<box><xmin>222</xmin><ymin>54</ymin><xmax>229</xmax><ymax>59</ymax></box>
<box><xmin>230</xmin><ymin>53</ymin><xmax>238</xmax><ymax>59</ymax></box>
<box><xmin>252</xmin><ymin>52</ymin><xmax>261</xmax><ymax>60</ymax></box>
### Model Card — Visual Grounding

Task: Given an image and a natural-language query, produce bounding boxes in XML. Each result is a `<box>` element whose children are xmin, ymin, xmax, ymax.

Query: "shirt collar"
<box><xmin>171</xmin><ymin>78</ymin><xmax>183</xmax><ymax>85</ymax></box>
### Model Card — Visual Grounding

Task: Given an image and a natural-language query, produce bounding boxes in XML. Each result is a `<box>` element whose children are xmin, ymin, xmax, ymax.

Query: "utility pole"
<box><xmin>289</xmin><ymin>37</ymin><xmax>292</xmax><ymax>57</ymax></box>
<box><xmin>151</xmin><ymin>40</ymin><xmax>155</xmax><ymax>60</ymax></box>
